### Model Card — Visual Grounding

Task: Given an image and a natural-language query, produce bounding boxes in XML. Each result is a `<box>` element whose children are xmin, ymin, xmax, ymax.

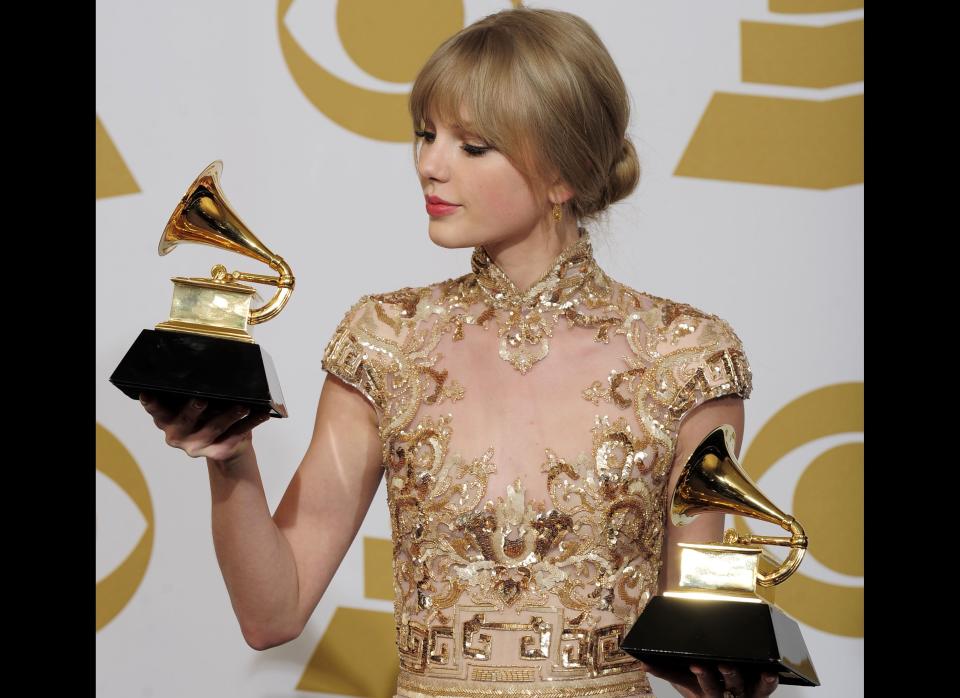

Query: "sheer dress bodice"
<box><xmin>321</xmin><ymin>229</ymin><xmax>752</xmax><ymax>698</ymax></box>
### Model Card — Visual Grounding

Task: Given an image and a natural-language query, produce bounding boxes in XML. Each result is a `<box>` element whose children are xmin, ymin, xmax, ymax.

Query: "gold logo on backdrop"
<box><xmin>676</xmin><ymin>1</ymin><xmax>863</xmax><ymax>188</ymax></box>
<box><xmin>296</xmin><ymin>537</ymin><xmax>397</xmax><ymax>696</ymax></box>
<box><xmin>277</xmin><ymin>0</ymin><xmax>522</xmax><ymax>141</ymax></box>
<box><xmin>736</xmin><ymin>383</ymin><xmax>863</xmax><ymax>637</ymax></box>
<box><xmin>96</xmin><ymin>116</ymin><xmax>140</xmax><ymax>199</ymax></box>
<box><xmin>96</xmin><ymin>422</ymin><xmax>155</xmax><ymax>632</ymax></box>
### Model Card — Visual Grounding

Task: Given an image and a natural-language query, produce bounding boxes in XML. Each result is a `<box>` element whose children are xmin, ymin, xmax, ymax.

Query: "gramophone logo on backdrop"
<box><xmin>735</xmin><ymin>383</ymin><xmax>863</xmax><ymax>639</ymax></box>
<box><xmin>294</xmin><ymin>537</ymin><xmax>398</xmax><ymax>696</ymax></box>
<box><xmin>278</xmin><ymin>0</ymin><xmax>522</xmax><ymax>141</ymax></box>
<box><xmin>96</xmin><ymin>423</ymin><xmax>155</xmax><ymax>632</ymax></box>
<box><xmin>673</xmin><ymin>0</ymin><xmax>864</xmax><ymax>639</ymax></box>
<box><xmin>96</xmin><ymin>116</ymin><xmax>140</xmax><ymax>199</ymax></box>
<box><xmin>676</xmin><ymin>0</ymin><xmax>863</xmax><ymax>189</ymax></box>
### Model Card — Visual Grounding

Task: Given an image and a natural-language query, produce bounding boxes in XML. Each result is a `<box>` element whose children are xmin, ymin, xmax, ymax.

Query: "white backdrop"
<box><xmin>96</xmin><ymin>1</ymin><xmax>864</xmax><ymax>696</ymax></box>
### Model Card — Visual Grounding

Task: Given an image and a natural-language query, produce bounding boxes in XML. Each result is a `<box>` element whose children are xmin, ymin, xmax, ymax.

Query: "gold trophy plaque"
<box><xmin>622</xmin><ymin>425</ymin><xmax>820</xmax><ymax>687</ymax></box>
<box><xmin>110</xmin><ymin>161</ymin><xmax>293</xmax><ymax>418</ymax></box>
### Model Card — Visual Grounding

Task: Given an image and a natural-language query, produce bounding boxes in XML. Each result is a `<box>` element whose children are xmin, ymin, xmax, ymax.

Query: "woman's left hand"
<box><xmin>638</xmin><ymin>659</ymin><xmax>779</xmax><ymax>698</ymax></box>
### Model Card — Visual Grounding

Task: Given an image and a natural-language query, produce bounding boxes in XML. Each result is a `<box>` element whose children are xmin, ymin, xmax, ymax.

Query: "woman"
<box><xmin>140</xmin><ymin>7</ymin><xmax>778</xmax><ymax>698</ymax></box>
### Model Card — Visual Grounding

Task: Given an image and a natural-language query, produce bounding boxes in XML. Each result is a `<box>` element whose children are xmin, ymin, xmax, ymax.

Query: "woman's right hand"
<box><xmin>138</xmin><ymin>392</ymin><xmax>271</xmax><ymax>463</ymax></box>
<box><xmin>638</xmin><ymin>659</ymin><xmax>779</xmax><ymax>698</ymax></box>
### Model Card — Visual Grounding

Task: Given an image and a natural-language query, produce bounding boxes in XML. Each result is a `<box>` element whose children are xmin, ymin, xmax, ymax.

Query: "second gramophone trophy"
<box><xmin>622</xmin><ymin>425</ymin><xmax>820</xmax><ymax>687</ymax></box>
<box><xmin>110</xmin><ymin>161</ymin><xmax>292</xmax><ymax>418</ymax></box>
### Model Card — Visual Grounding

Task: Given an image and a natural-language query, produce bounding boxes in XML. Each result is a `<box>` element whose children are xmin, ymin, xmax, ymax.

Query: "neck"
<box><xmin>480</xmin><ymin>220</ymin><xmax>582</xmax><ymax>294</ymax></box>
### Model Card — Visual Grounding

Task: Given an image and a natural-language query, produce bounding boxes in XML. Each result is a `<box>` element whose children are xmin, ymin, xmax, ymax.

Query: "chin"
<box><xmin>427</xmin><ymin>221</ymin><xmax>478</xmax><ymax>250</ymax></box>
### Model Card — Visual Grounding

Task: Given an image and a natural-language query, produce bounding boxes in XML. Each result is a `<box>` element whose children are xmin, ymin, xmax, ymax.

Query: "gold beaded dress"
<box><xmin>321</xmin><ymin>228</ymin><xmax>752</xmax><ymax>698</ymax></box>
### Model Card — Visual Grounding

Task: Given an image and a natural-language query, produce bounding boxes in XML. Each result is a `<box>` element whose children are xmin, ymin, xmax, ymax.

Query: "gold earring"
<box><xmin>552</xmin><ymin>202</ymin><xmax>563</xmax><ymax>223</ymax></box>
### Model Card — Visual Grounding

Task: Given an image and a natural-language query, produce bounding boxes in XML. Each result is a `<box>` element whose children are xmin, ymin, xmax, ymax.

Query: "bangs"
<box><xmin>408</xmin><ymin>26</ymin><xmax>546</xmax><ymax>188</ymax></box>
<box><xmin>410</xmin><ymin>28</ymin><xmax>517</xmax><ymax>137</ymax></box>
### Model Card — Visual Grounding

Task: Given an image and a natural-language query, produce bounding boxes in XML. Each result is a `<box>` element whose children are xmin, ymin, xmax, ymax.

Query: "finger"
<box><xmin>139</xmin><ymin>392</ymin><xmax>180</xmax><ymax>426</ymax></box>
<box><xmin>718</xmin><ymin>665</ymin><xmax>746</xmax><ymax>696</ymax></box>
<box><xmin>212</xmin><ymin>410</ymin><xmax>271</xmax><ymax>443</ymax></box>
<box><xmin>167</xmin><ymin>398</ymin><xmax>211</xmax><ymax>441</ymax></box>
<box><xmin>690</xmin><ymin>664</ymin><xmax>725</xmax><ymax>697</ymax></box>
<box><xmin>637</xmin><ymin>661</ymin><xmax>701</xmax><ymax>695</ymax></box>
<box><xmin>752</xmin><ymin>673</ymin><xmax>779</xmax><ymax>697</ymax></box>
<box><xmin>174</xmin><ymin>405</ymin><xmax>248</xmax><ymax>458</ymax></box>
<box><xmin>189</xmin><ymin>405</ymin><xmax>252</xmax><ymax>446</ymax></box>
<box><xmin>191</xmin><ymin>411</ymin><xmax>270</xmax><ymax>461</ymax></box>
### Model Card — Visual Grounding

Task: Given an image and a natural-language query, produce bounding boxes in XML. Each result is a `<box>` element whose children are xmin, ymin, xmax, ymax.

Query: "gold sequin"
<box><xmin>321</xmin><ymin>228</ymin><xmax>752</xmax><ymax>698</ymax></box>
<box><xmin>396</xmin><ymin>669</ymin><xmax>654</xmax><ymax>697</ymax></box>
<box><xmin>468</xmin><ymin>228</ymin><xmax>616</xmax><ymax>374</ymax></box>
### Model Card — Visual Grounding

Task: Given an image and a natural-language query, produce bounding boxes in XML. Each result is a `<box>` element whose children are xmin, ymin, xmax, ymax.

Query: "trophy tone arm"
<box><xmin>723</xmin><ymin>518</ymin><xmax>808</xmax><ymax>587</ymax></box>
<box><xmin>211</xmin><ymin>258</ymin><xmax>296</xmax><ymax>326</ymax></box>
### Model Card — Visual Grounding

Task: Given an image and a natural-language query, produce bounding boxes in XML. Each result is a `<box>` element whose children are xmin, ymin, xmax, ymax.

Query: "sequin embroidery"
<box><xmin>321</xmin><ymin>228</ymin><xmax>752</xmax><ymax>698</ymax></box>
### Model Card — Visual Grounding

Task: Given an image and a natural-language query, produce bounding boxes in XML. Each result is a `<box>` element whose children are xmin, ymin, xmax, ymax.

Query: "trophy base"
<box><xmin>109</xmin><ymin>329</ymin><xmax>287</xmax><ymax>418</ymax></box>
<box><xmin>622</xmin><ymin>595</ymin><xmax>819</xmax><ymax>687</ymax></box>
<box><xmin>155</xmin><ymin>319</ymin><xmax>254</xmax><ymax>343</ymax></box>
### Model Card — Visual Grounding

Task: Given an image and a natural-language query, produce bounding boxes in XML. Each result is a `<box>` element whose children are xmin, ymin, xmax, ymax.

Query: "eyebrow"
<box><xmin>424</xmin><ymin>117</ymin><xmax>475</xmax><ymax>134</ymax></box>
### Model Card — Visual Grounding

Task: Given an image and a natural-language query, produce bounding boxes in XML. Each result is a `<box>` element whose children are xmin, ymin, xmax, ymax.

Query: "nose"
<box><xmin>416</xmin><ymin>137</ymin><xmax>449</xmax><ymax>183</ymax></box>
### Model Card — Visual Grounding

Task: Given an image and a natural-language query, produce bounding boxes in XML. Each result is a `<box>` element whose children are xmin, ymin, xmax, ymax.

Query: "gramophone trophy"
<box><xmin>110</xmin><ymin>161</ymin><xmax>293</xmax><ymax>418</ymax></box>
<box><xmin>622</xmin><ymin>425</ymin><xmax>820</xmax><ymax>687</ymax></box>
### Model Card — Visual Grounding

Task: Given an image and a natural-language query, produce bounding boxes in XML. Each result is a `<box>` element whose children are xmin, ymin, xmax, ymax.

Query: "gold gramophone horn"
<box><xmin>158</xmin><ymin>160</ymin><xmax>294</xmax><ymax>325</ymax></box>
<box><xmin>623</xmin><ymin>424</ymin><xmax>821</xmax><ymax>687</ymax></box>
<box><xmin>672</xmin><ymin>424</ymin><xmax>808</xmax><ymax>587</ymax></box>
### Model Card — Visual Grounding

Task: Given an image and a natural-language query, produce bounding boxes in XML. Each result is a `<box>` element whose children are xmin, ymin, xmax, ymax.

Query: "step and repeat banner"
<box><xmin>96</xmin><ymin>1</ymin><xmax>863</xmax><ymax>696</ymax></box>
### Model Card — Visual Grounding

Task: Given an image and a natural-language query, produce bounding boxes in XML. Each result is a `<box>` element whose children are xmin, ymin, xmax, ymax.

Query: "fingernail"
<box><xmin>139</xmin><ymin>394</ymin><xmax>148</xmax><ymax>404</ymax></box>
<box><xmin>765</xmin><ymin>676</ymin><xmax>777</xmax><ymax>683</ymax></box>
<box><xmin>193</xmin><ymin>399</ymin><xmax>207</xmax><ymax>409</ymax></box>
<box><xmin>690</xmin><ymin>667</ymin><xmax>703</xmax><ymax>675</ymax></box>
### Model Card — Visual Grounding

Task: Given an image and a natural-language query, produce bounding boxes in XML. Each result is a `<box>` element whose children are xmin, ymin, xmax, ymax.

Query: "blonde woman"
<box><xmin>140</xmin><ymin>7</ymin><xmax>778</xmax><ymax>698</ymax></box>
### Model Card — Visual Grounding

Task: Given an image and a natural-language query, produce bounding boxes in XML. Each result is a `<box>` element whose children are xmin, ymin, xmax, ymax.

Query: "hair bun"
<box><xmin>602</xmin><ymin>137</ymin><xmax>640</xmax><ymax>211</ymax></box>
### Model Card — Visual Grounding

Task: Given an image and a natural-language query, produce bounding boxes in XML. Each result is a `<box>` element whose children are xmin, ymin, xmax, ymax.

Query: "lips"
<box><xmin>426</xmin><ymin>195</ymin><xmax>459</xmax><ymax>206</ymax></box>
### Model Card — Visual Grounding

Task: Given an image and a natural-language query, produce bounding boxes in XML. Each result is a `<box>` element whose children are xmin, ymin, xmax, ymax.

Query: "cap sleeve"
<box><xmin>321</xmin><ymin>288</ymin><xmax>425</xmax><ymax>420</ymax></box>
<box><xmin>321</xmin><ymin>294</ymin><xmax>389</xmax><ymax>417</ymax></box>
<box><xmin>656</xmin><ymin>307</ymin><xmax>753</xmax><ymax>430</ymax></box>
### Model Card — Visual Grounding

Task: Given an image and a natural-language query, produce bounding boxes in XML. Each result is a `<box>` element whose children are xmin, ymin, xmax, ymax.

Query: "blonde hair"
<box><xmin>409</xmin><ymin>6</ymin><xmax>640</xmax><ymax>227</ymax></box>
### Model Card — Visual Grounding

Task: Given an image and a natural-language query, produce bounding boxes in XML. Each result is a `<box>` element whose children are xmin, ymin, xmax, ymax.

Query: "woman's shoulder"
<box><xmin>328</xmin><ymin>272</ymin><xmax>472</xmax><ymax>335</ymax></box>
<box><xmin>601</xmin><ymin>278</ymin><xmax>752</xmax><ymax>426</ymax></box>
<box><xmin>321</xmin><ymin>280</ymin><xmax>455</xmax><ymax>413</ymax></box>
<box><xmin>606</xmin><ymin>276</ymin><xmax>739</xmax><ymax>333</ymax></box>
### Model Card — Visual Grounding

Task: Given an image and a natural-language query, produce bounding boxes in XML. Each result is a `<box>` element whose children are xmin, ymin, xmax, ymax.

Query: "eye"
<box><xmin>414</xmin><ymin>130</ymin><xmax>491</xmax><ymax>158</ymax></box>
<box><xmin>462</xmin><ymin>143</ymin><xmax>490</xmax><ymax>157</ymax></box>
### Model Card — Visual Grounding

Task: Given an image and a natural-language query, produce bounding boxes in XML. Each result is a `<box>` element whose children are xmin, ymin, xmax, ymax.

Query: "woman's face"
<box><xmin>416</xmin><ymin>109</ymin><xmax>550</xmax><ymax>250</ymax></box>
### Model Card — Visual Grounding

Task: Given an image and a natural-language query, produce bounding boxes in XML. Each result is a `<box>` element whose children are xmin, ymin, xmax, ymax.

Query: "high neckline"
<box><xmin>470</xmin><ymin>227</ymin><xmax>595</xmax><ymax>310</ymax></box>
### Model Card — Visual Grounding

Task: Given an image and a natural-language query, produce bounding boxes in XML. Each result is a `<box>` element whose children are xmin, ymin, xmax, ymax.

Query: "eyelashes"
<box><xmin>414</xmin><ymin>129</ymin><xmax>491</xmax><ymax>157</ymax></box>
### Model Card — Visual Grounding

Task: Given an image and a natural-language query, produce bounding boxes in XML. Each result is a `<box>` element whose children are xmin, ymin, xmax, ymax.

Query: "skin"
<box><xmin>138</xmin><ymin>106</ymin><xmax>777</xmax><ymax>697</ymax></box>
<box><xmin>416</xmin><ymin>107</ymin><xmax>579</xmax><ymax>292</ymax></box>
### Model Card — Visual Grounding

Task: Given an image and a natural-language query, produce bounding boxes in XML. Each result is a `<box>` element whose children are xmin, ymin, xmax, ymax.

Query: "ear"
<box><xmin>547</xmin><ymin>178</ymin><xmax>574</xmax><ymax>205</ymax></box>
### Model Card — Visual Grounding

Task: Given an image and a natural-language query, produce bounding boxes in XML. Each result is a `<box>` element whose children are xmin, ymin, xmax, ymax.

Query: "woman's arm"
<box><xmin>657</xmin><ymin>395</ymin><xmax>745</xmax><ymax>595</ymax></box>
<box><xmin>206</xmin><ymin>373</ymin><xmax>384</xmax><ymax>650</ymax></box>
<box><xmin>642</xmin><ymin>396</ymin><xmax>777</xmax><ymax>697</ymax></box>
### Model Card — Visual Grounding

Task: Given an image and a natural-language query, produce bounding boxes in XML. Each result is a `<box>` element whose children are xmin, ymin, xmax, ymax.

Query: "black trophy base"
<box><xmin>622</xmin><ymin>595</ymin><xmax>819</xmax><ymax>687</ymax></box>
<box><xmin>110</xmin><ymin>329</ymin><xmax>287</xmax><ymax>418</ymax></box>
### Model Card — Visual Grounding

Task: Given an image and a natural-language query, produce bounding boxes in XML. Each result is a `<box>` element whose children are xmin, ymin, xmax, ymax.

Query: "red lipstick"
<box><xmin>425</xmin><ymin>194</ymin><xmax>461</xmax><ymax>217</ymax></box>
